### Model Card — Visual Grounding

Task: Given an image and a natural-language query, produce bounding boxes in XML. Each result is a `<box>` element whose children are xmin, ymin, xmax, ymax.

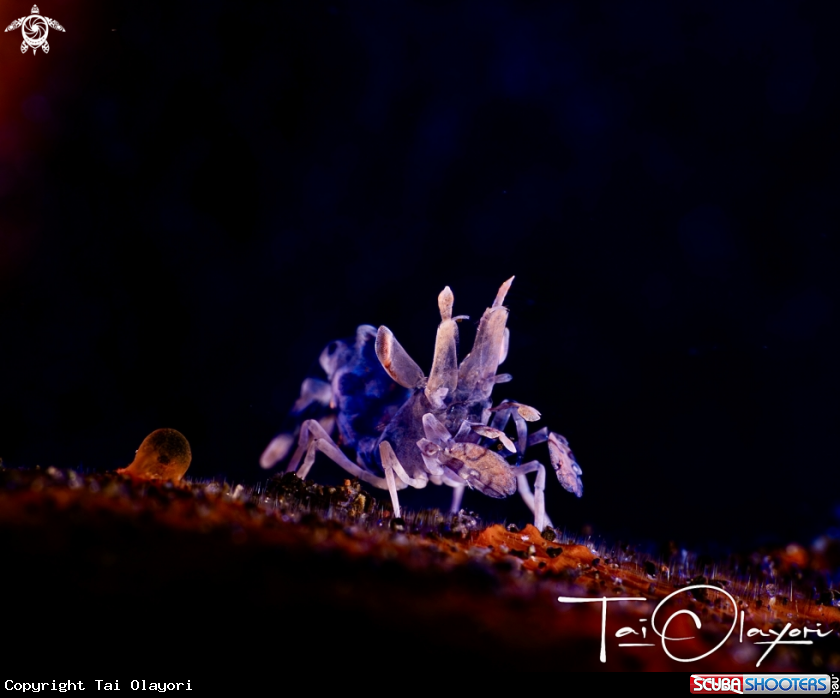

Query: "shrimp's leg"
<box><xmin>449</xmin><ymin>484</ymin><xmax>465</xmax><ymax>513</ymax></box>
<box><xmin>378</xmin><ymin>441</ymin><xmax>427</xmax><ymax>518</ymax></box>
<box><xmin>516</xmin><ymin>460</ymin><xmax>551</xmax><ymax>531</ymax></box>
<box><xmin>288</xmin><ymin>419</ymin><xmax>389</xmax><ymax>490</ymax></box>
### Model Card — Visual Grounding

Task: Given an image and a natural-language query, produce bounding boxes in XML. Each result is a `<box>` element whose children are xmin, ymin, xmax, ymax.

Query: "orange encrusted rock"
<box><xmin>476</xmin><ymin>523</ymin><xmax>596</xmax><ymax>572</ymax></box>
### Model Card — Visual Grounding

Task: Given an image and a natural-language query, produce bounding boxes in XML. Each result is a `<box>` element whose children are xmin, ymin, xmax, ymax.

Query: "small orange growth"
<box><xmin>778</xmin><ymin>542</ymin><xmax>809</xmax><ymax>570</ymax></box>
<box><xmin>476</xmin><ymin>523</ymin><xmax>596</xmax><ymax>572</ymax></box>
<box><xmin>117</xmin><ymin>428</ymin><xmax>192</xmax><ymax>482</ymax></box>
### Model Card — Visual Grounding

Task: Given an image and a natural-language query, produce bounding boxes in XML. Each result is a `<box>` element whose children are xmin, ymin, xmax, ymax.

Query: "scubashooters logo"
<box><xmin>690</xmin><ymin>674</ymin><xmax>836</xmax><ymax>694</ymax></box>
<box><xmin>557</xmin><ymin>585</ymin><xmax>837</xmax><ymax>667</ymax></box>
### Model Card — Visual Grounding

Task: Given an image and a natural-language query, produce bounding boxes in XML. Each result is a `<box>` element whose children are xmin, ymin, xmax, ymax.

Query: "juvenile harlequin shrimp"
<box><xmin>261</xmin><ymin>278</ymin><xmax>582</xmax><ymax>529</ymax></box>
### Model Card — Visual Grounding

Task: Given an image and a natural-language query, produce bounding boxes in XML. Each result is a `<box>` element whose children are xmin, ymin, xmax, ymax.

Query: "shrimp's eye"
<box><xmin>327</xmin><ymin>342</ymin><xmax>339</xmax><ymax>354</ymax></box>
<box><xmin>118</xmin><ymin>428</ymin><xmax>192</xmax><ymax>482</ymax></box>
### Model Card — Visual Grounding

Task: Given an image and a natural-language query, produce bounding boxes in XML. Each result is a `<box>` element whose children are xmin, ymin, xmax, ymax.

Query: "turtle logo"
<box><xmin>5</xmin><ymin>5</ymin><xmax>65</xmax><ymax>55</ymax></box>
